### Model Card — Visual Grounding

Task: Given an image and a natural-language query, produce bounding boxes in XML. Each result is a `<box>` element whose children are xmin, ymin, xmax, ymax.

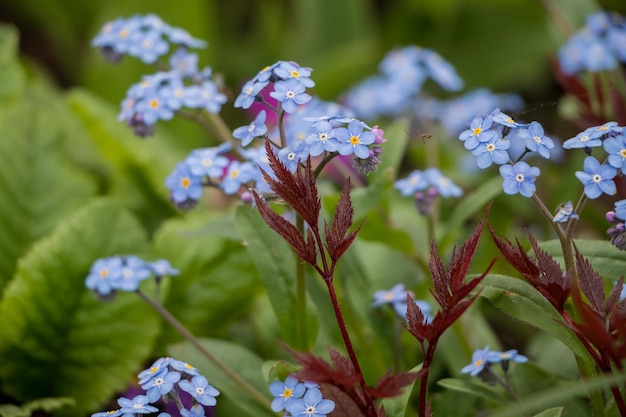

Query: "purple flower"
<box><xmin>575</xmin><ymin>156</ymin><xmax>617</xmax><ymax>199</ymax></box>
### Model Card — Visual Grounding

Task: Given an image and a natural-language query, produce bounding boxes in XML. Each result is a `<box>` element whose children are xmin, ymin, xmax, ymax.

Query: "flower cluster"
<box><xmin>344</xmin><ymin>45</ymin><xmax>464</xmax><ymax>119</ymax></box>
<box><xmin>606</xmin><ymin>199</ymin><xmax>626</xmax><ymax>250</ymax></box>
<box><xmin>461</xmin><ymin>345</ymin><xmax>528</xmax><ymax>378</ymax></box>
<box><xmin>459</xmin><ymin>108</ymin><xmax>553</xmax><ymax>198</ymax></box>
<box><xmin>557</xmin><ymin>11</ymin><xmax>626</xmax><ymax>75</ymax></box>
<box><xmin>372</xmin><ymin>284</ymin><xmax>432</xmax><ymax>323</ymax></box>
<box><xmin>562</xmin><ymin>121</ymin><xmax>624</xmax><ymax>199</ymax></box>
<box><xmin>92</xmin><ymin>14</ymin><xmax>206</xmax><ymax>64</ymax></box>
<box><xmin>92</xmin><ymin>357</ymin><xmax>219</xmax><ymax>417</ymax></box>
<box><xmin>93</xmin><ymin>15</ymin><xmax>226</xmax><ymax>137</ymax></box>
<box><xmin>269</xmin><ymin>376</ymin><xmax>335</xmax><ymax>417</ymax></box>
<box><xmin>85</xmin><ymin>255</ymin><xmax>178</xmax><ymax>296</ymax></box>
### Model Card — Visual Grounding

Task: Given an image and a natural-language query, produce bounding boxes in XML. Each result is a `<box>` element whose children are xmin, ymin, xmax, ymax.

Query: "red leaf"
<box><xmin>405</xmin><ymin>294</ymin><xmax>435</xmax><ymax>343</ymax></box>
<box><xmin>366</xmin><ymin>371</ymin><xmax>421</xmax><ymax>399</ymax></box>
<box><xmin>574</xmin><ymin>245</ymin><xmax>606</xmax><ymax>315</ymax></box>
<box><xmin>319</xmin><ymin>383</ymin><xmax>367</xmax><ymax>417</ymax></box>
<box><xmin>429</xmin><ymin>239</ymin><xmax>450</xmax><ymax>309</ymax></box>
<box><xmin>287</xmin><ymin>346</ymin><xmax>361</xmax><ymax>390</ymax></box>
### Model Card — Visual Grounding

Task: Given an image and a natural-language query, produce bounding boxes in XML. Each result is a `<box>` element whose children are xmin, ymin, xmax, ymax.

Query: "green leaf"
<box><xmin>0</xmin><ymin>397</ymin><xmax>75</xmax><ymax>417</ymax></box>
<box><xmin>0</xmin><ymin>25</ymin><xmax>25</xmax><ymax>104</ymax></box>
<box><xmin>534</xmin><ymin>408</ymin><xmax>564</xmax><ymax>417</ymax></box>
<box><xmin>152</xmin><ymin>210</ymin><xmax>262</xmax><ymax>347</ymax></box>
<box><xmin>234</xmin><ymin>204</ymin><xmax>319</xmax><ymax>349</ymax></box>
<box><xmin>437</xmin><ymin>378</ymin><xmax>508</xmax><ymax>404</ymax></box>
<box><xmin>168</xmin><ymin>338</ymin><xmax>274</xmax><ymax>417</ymax></box>
<box><xmin>381</xmin><ymin>364</ymin><xmax>423</xmax><ymax>417</ymax></box>
<box><xmin>539</xmin><ymin>239</ymin><xmax>626</xmax><ymax>280</ymax></box>
<box><xmin>0</xmin><ymin>83</ymin><xmax>97</xmax><ymax>295</ymax></box>
<box><xmin>480</xmin><ymin>274</ymin><xmax>588</xmax><ymax>359</ymax></box>
<box><xmin>0</xmin><ymin>199</ymin><xmax>159</xmax><ymax>416</ymax></box>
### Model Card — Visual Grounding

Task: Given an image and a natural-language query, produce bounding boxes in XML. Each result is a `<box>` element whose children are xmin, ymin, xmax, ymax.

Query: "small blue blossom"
<box><xmin>372</xmin><ymin>284</ymin><xmax>410</xmax><ymax>307</ymax></box>
<box><xmin>136</xmin><ymin>92</ymin><xmax>175</xmax><ymax>125</ymax></box>
<box><xmin>220</xmin><ymin>160</ymin><xmax>256</xmax><ymax>195</ymax></box>
<box><xmin>553</xmin><ymin>201</ymin><xmax>579</xmax><ymax>223</ymax></box>
<box><xmin>562</xmin><ymin>129</ymin><xmax>603</xmax><ymax>149</ymax></box>
<box><xmin>487</xmin><ymin>349</ymin><xmax>528</xmax><ymax>364</ymax></box>
<box><xmin>117</xmin><ymin>255</ymin><xmax>152</xmax><ymax>291</ymax></box>
<box><xmin>278</xmin><ymin>144</ymin><xmax>310</xmax><ymax>173</ymax></box>
<box><xmin>472</xmin><ymin>135</ymin><xmax>511</xmax><ymax>169</ymax></box>
<box><xmin>286</xmin><ymin>387</ymin><xmax>335</xmax><ymax>417</ymax></box>
<box><xmin>423</xmin><ymin>168</ymin><xmax>462</xmax><ymax>198</ymax></box>
<box><xmin>179</xmin><ymin>375</ymin><xmax>220</xmax><ymax>406</ymax></box>
<box><xmin>615</xmin><ymin>199</ymin><xmax>626</xmax><ymax>221</ymax></box>
<box><xmin>142</xmin><ymin>368</ymin><xmax>181</xmax><ymax>402</ymax></box>
<box><xmin>459</xmin><ymin>116</ymin><xmax>496</xmax><ymax>150</ymax></box>
<box><xmin>165</xmin><ymin>162</ymin><xmax>204</xmax><ymax>205</ymax></box>
<box><xmin>575</xmin><ymin>156</ymin><xmax>617</xmax><ymax>199</ymax></box>
<box><xmin>180</xmin><ymin>405</ymin><xmax>206</xmax><ymax>417</ymax></box>
<box><xmin>186</xmin><ymin>145</ymin><xmax>231</xmax><ymax>178</ymax></box>
<box><xmin>92</xmin><ymin>410</ymin><xmax>122</xmax><ymax>417</ymax></box>
<box><xmin>603</xmin><ymin>134</ymin><xmax>626</xmax><ymax>170</ymax></box>
<box><xmin>270</xmin><ymin>79</ymin><xmax>312</xmax><ymax>114</ymax></box>
<box><xmin>305</xmin><ymin>121</ymin><xmax>339</xmax><ymax>156</ymax></box>
<box><xmin>608</xmin><ymin>25</ymin><xmax>626</xmax><ymax>61</ymax></box>
<box><xmin>85</xmin><ymin>256</ymin><xmax>123</xmax><ymax>296</ymax></box>
<box><xmin>128</xmin><ymin>29</ymin><xmax>170</xmax><ymax>64</ymax></box>
<box><xmin>491</xmin><ymin>109</ymin><xmax>518</xmax><ymax>128</ymax></box>
<box><xmin>461</xmin><ymin>346</ymin><xmax>491</xmax><ymax>377</ymax></box>
<box><xmin>499</xmin><ymin>161</ymin><xmax>540</xmax><ymax>198</ymax></box>
<box><xmin>587</xmin><ymin>121</ymin><xmax>623</xmax><ymax>138</ymax></box>
<box><xmin>117</xmin><ymin>394</ymin><xmax>158</xmax><ymax>414</ymax></box>
<box><xmin>394</xmin><ymin>170</ymin><xmax>428</xmax><ymax>196</ymax></box>
<box><xmin>335</xmin><ymin>119</ymin><xmax>375</xmax><ymax>159</ymax></box>
<box><xmin>274</xmin><ymin>61</ymin><xmax>315</xmax><ymax>88</ymax></box>
<box><xmin>421</xmin><ymin>49</ymin><xmax>464</xmax><ymax>91</ymax></box>
<box><xmin>269</xmin><ymin>375</ymin><xmax>307</xmax><ymax>412</ymax></box>
<box><xmin>234</xmin><ymin>80</ymin><xmax>269</xmax><ymax>109</ymax></box>
<box><xmin>169</xmin><ymin>358</ymin><xmax>200</xmax><ymax>376</ymax></box>
<box><xmin>233</xmin><ymin>110</ymin><xmax>268</xmax><ymax>147</ymax></box>
<box><xmin>149</xmin><ymin>259</ymin><xmax>179</xmax><ymax>277</ymax></box>
<box><xmin>517</xmin><ymin>121</ymin><xmax>554</xmax><ymax>159</ymax></box>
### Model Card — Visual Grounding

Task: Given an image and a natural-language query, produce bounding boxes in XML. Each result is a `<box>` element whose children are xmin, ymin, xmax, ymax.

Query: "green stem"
<box><xmin>136</xmin><ymin>290</ymin><xmax>272</xmax><ymax>411</ymax></box>
<box><xmin>295</xmin><ymin>214</ymin><xmax>309</xmax><ymax>350</ymax></box>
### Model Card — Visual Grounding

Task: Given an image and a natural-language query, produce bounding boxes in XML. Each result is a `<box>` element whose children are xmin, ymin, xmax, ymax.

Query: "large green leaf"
<box><xmin>539</xmin><ymin>239</ymin><xmax>626</xmax><ymax>281</ymax></box>
<box><xmin>0</xmin><ymin>397</ymin><xmax>75</xmax><ymax>417</ymax></box>
<box><xmin>0</xmin><ymin>25</ymin><xmax>25</xmax><ymax>104</ymax></box>
<box><xmin>234</xmin><ymin>204</ymin><xmax>319</xmax><ymax>349</ymax></box>
<box><xmin>437</xmin><ymin>378</ymin><xmax>508</xmax><ymax>404</ymax></box>
<box><xmin>479</xmin><ymin>274</ymin><xmax>588</xmax><ymax>359</ymax></box>
<box><xmin>0</xmin><ymin>83</ymin><xmax>97</xmax><ymax>295</ymax></box>
<box><xmin>168</xmin><ymin>338</ymin><xmax>274</xmax><ymax>417</ymax></box>
<box><xmin>0</xmin><ymin>199</ymin><xmax>159</xmax><ymax>416</ymax></box>
<box><xmin>65</xmin><ymin>88</ymin><xmax>183</xmax><ymax>232</ymax></box>
<box><xmin>152</xmin><ymin>210</ymin><xmax>263</xmax><ymax>348</ymax></box>
<box><xmin>534</xmin><ymin>408</ymin><xmax>564</xmax><ymax>417</ymax></box>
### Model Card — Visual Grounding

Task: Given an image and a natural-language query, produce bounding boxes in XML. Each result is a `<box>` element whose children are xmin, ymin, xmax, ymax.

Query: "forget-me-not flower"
<box><xmin>575</xmin><ymin>156</ymin><xmax>617</xmax><ymax>199</ymax></box>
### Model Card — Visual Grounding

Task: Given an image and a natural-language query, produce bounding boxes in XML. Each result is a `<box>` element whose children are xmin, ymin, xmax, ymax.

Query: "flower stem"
<box><xmin>136</xmin><ymin>290</ymin><xmax>272</xmax><ymax>411</ymax></box>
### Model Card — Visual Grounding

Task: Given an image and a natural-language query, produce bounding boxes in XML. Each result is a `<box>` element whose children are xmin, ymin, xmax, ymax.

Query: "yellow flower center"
<box><xmin>99</xmin><ymin>268</ymin><xmax>109</xmax><ymax>278</ymax></box>
<box><xmin>473</xmin><ymin>127</ymin><xmax>482</xmax><ymax>136</ymax></box>
<box><xmin>290</xmin><ymin>70</ymin><xmax>301</xmax><ymax>78</ymax></box>
<box><xmin>475</xmin><ymin>359</ymin><xmax>483</xmax><ymax>367</ymax></box>
<box><xmin>349</xmin><ymin>135</ymin><xmax>360</xmax><ymax>145</ymax></box>
<box><xmin>283</xmin><ymin>388</ymin><xmax>293</xmax><ymax>398</ymax></box>
<box><xmin>230</xmin><ymin>169</ymin><xmax>240</xmax><ymax>178</ymax></box>
<box><xmin>620</xmin><ymin>149</ymin><xmax>626</xmax><ymax>157</ymax></box>
<box><xmin>149</xmin><ymin>99</ymin><xmax>160</xmax><ymax>109</ymax></box>
<box><xmin>180</xmin><ymin>177</ymin><xmax>191</xmax><ymax>188</ymax></box>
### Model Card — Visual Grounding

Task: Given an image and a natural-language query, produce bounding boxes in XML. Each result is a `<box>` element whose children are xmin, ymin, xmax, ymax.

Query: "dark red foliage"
<box><xmin>324</xmin><ymin>179</ymin><xmax>364</xmax><ymax>264</ymax></box>
<box><xmin>489</xmin><ymin>228</ymin><xmax>572</xmax><ymax>313</ymax></box>
<box><xmin>366</xmin><ymin>370</ymin><xmax>421</xmax><ymax>399</ymax></box>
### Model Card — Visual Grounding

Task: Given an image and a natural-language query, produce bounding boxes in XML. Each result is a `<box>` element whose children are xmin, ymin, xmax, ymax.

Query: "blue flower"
<box><xmin>170</xmin><ymin>358</ymin><xmax>200</xmax><ymax>376</ymax></box>
<box><xmin>563</xmin><ymin>129</ymin><xmax>603</xmax><ymax>149</ymax></box>
<box><xmin>499</xmin><ymin>161</ymin><xmax>540</xmax><ymax>198</ymax></box>
<box><xmin>128</xmin><ymin>29</ymin><xmax>170</xmax><ymax>64</ymax></box>
<box><xmin>372</xmin><ymin>284</ymin><xmax>410</xmax><ymax>307</ymax></box>
<box><xmin>138</xmin><ymin>357</ymin><xmax>172</xmax><ymax>384</ymax></box>
<box><xmin>148</xmin><ymin>259</ymin><xmax>180</xmax><ymax>277</ymax></box>
<box><xmin>421</xmin><ymin>49</ymin><xmax>464</xmax><ymax>91</ymax></box>
<box><xmin>278</xmin><ymin>144</ymin><xmax>309</xmax><ymax>173</ymax></box>
<box><xmin>233</xmin><ymin>110</ymin><xmax>268</xmax><ymax>147</ymax></box>
<box><xmin>136</xmin><ymin>92</ymin><xmax>175</xmax><ymax>125</ymax></box>
<box><xmin>85</xmin><ymin>256</ymin><xmax>123</xmax><ymax>296</ymax></box>
<box><xmin>491</xmin><ymin>109</ymin><xmax>518</xmax><ymax>128</ymax></box>
<box><xmin>603</xmin><ymin>134</ymin><xmax>626</xmax><ymax>170</ymax></box>
<box><xmin>423</xmin><ymin>168</ymin><xmax>462</xmax><ymax>198</ymax></box>
<box><xmin>116</xmin><ymin>255</ymin><xmax>152</xmax><ymax>291</ymax></box>
<box><xmin>234</xmin><ymin>80</ymin><xmax>269</xmax><ymax>109</ymax></box>
<box><xmin>575</xmin><ymin>156</ymin><xmax>617</xmax><ymax>199</ymax></box>
<box><xmin>587</xmin><ymin>121</ymin><xmax>623</xmax><ymax>138</ymax></box>
<box><xmin>186</xmin><ymin>145</ymin><xmax>230</xmax><ymax>178</ymax></box>
<box><xmin>472</xmin><ymin>135</ymin><xmax>511</xmax><ymax>169</ymax></box>
<box><xmin>269</xmin><ymin>375</ymin><xmax>307</xmax><ymax>412</ymax></box>
<box><xmin>270</xmin><ymin>79</ymin><xmax>312</xmax><ymax>114</ymax></box>
<box><xmin>553</xmin><ymin>201</ymin><xmax>579</xmax><ymax>223</ymax></box>
<box><xmin>461</xmin><ymin>346</ymin><xmax>491</xmax><ymax>376</ymax></box>
<box><xmin>286</xmin><ymin>387</ymin><xmax>335</xmax><ymax>417</ymax></box>
<box><xmin>615</xmin><ymin>199</ymin><xmax>626</xmax><ymax>221</ymax></box>
<box><xmin>394</xmin><ymin>170</ymin><xmax>428</xmax><ymax>196</ymax></box>
<box><xmin>179</xmin><ymin>375</ymin><xmax>220</xmax><ymax>406</ymax></box>
<box><xmin>274</xmin><ymin>61</ymin><xmax>315</xmax><ymax>88</ymax></box>
<box><xmin>608</xmin><ymin>25</ymin><xmax>626</xmax><ymax>61</ymax></box>
<box><xmin>165</xmin><ymin>162</ymin><xmax>204</xmax><ymax>204</ymax></box>
<box><xmin>117</xmin><ymin>395</ymin><xmax>158</xmax><ymax>414</ymax></box>
<box><xmin>486</xmin><ymin>349</ymin><xmax>528</xmax><ymax>364</ymax></box>
<box><xmin>194</xmin><ymin>80</ymin><xmax>227</xmax><ymax>114</ymax></box>
<box><xmin>459</xmin><ymin>116</ymin><xmax>496</xmax><ymax>150</ymax></box>
<box><xmin>335</xmin><ymin>119</ymin><xmax>375</xmax><ymax>159</ymax></box>
<box><xmin>92</xmin><ymin>410</ymin><xmax>122</xmax><ymax>417</ymax></box>
<box><xmin>220</xmin><ymin>160</ymin><xmax>255</xmax><ymax>195</ymax></box>
<box><xmin>305</xmin><ymin>121</ymin><xmax>339</xmax><ymax>156</ymax></box>
<box><xmin>142</xmin><ymin>368</ymin><xmax>181</xmax><ymax>402</ymax></box>
<box><xmin>517</xmin><ymin>121</ymin><xmax>554</xmax><ymax>159</ymax></box>
<box><xmin>180</xmin><ymin>405</ymin><xmax>206</xmax><ymax>417</ymax></box>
